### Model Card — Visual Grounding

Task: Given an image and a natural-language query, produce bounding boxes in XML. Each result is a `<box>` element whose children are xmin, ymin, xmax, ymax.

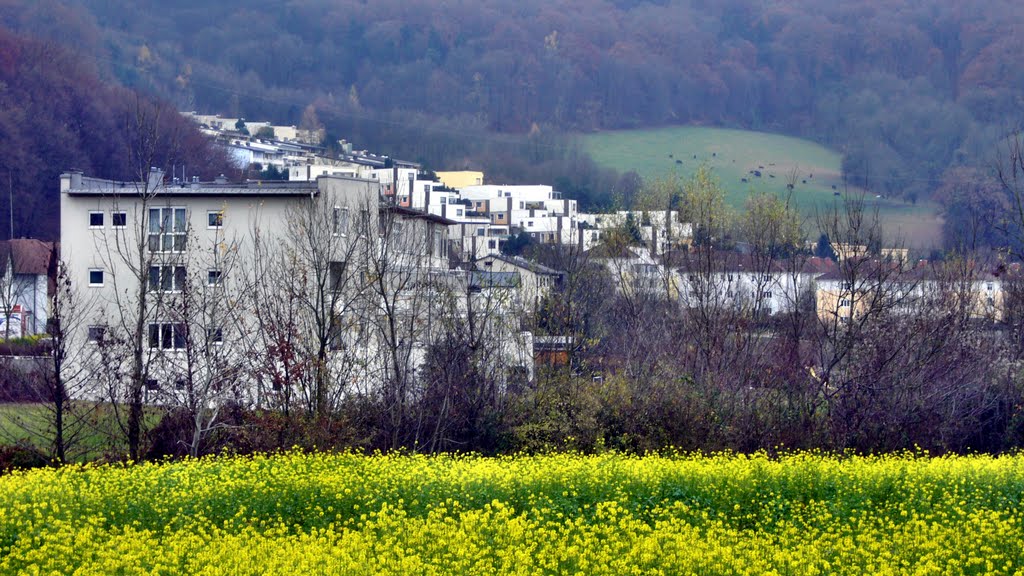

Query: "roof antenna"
<box><xmin>8</xmin><ymin>170</ymin><xmax>13</xmax><ymax>241</ymax></box>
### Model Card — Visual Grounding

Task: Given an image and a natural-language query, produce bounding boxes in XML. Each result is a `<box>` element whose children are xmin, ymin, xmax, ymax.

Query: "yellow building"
<box><xmin>815</xmin><ymin>263</ymin><xmax>1007</xmax><ymax>324</ymax></box>
<box><xmin>436</xmin><ymin>171</ymin><xmax>484</xmax><ymax>189</ymax></box>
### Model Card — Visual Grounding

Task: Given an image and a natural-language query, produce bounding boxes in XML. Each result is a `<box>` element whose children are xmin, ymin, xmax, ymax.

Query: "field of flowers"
<box><xmin>0</xmin><ymin>451</ymin><xmax>1022</xmax><ymax>574</ymax></box>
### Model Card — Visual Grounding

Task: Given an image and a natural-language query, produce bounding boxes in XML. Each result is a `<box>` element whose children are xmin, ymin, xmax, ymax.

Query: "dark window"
<box><xmin>148</xmin><ymin>266</ymin><xmax>187</xmax><ymax>292</ymax></box>
<box><xmin>208</xmin><ymin>327</ymin><xmax>224</xmax><ymax>344</ymax></box>
<box><xmin>145</xmin><ymin>379</ymin><xmax>159</xmax><ymax>391</ymax></box>
<box><xmin>87</xmin><ymin>325</ymin><xmax>105</xmax><ymax>342</ymax></box>
<box><xmin>148</xmin><ymin>323</ymin><xmax>186</xmax><ymax>350</ymax></box>
<box><xmin>208</xmin><ymin>269</ymin><xmax>222</xmax><ymax>286</ymax></box>
<box><xmin>112</xmin><ymin>212</ymin><xmax>127</xmax><ymax>228</ymax></box>
<box><xmin>88</xmin><ymin>269</ymin><xmax>104</xmax><ymax>286</ymax></box>
<box><xmin>208</xmin><ymin>211</ymin><xmax>224</xmax><ymax>228</ymax></box>
<box><xmin>329</xmin><ymin>261</ymin><xmax>346</xmax><ymax>293</ymax></box>
<box><xmin>89</xmin><ymin>212</ymin><xmax>103</xmax><ymax>227</ymax></box>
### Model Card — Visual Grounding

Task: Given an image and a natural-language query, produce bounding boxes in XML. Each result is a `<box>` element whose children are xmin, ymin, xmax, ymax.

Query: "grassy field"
<box><xmin>582</xmin><ymin>126</ymin><xmax>943</xmax><ymax>248</ymax></box>
<box><xmin>0</xmin><ymin>402</ymin><xmax>162</xmax><ymax>463</ymax></box>
<box><xmin>0</xmin><ymin>451</ymin><xmax>1021</xmax><ymax>574</ymax></box>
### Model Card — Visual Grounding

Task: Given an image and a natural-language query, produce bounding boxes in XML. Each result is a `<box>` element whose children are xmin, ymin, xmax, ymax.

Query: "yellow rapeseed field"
<box><xmin>0</xmin><ymin>451</ymin><xmax>1021</xmax><ymax>574</ymax></box>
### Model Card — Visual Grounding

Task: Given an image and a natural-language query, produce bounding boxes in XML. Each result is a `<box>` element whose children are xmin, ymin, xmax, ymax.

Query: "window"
<box><xmin>145</xmin><ymin>379</ymin><xmax>160</xmax><ymax>391</ymax></box>
<box><xmin>207</xmin><ymin>210</ymin><xmax>224</xmax><ymax>229</ymax></box>
<box><xmin>208</xmin><ymin>269</ymin><xmax>223</xmax><ymax>286</ymax></box>
<box><xmin>392</xmin><ymin>221</ymin><xmax>403</xmax><ymax>245</ymax></box>
<box><xmin>456</xmin><ymin>209</ymin><xmax>464</xmax><ymax>217</ymax></box>
<box><xmin>432</xmin><ymin>228</ymin><xmax>444</xmax><ymax>258</ymax></box>
<box><xmin>476</xmin><ymin>228</ymin><xmax>486</xmax><ymax>237</ymax></box>
<box><xmin>89</xmin><ymin>211</ymin><xmax>104</xmax><ymax>228</ymax></box>
<box><xmin>488</xmin><ymin>240</ymin><xmax>497</xmax><ymax>249</ymax></box>
<box><xmin>333</xmin><ymin>207</ymin><xmax>350</xmax><ymax>236</ymax></box>
<box><xmin>329</xmin><ymin>261</ymin><xmax>346</xmax><ymax>293</ymax></box>
<box><xmin>148</xmin><ymin>207</ymin><xmax>187</xmax><ymax>252</ymax></box>
<box><xmin>987</xmin><ymin>282</ymin><xmax>994</xmax><ymax>291</ymax></box>
<box><xmin>88</xmin><ymin>269</ymin><xmax>104</xmax><ymax>287</ymax></box>
<box><xmin>839</xmin><ymin>298</ymin><xmax>851</xmax><ymax>307</ymax></box>
<box><xmin>148</xmin><ymin>323</ymin><xmax>186</xmax><ymax>350</ymax></box>
<box><xmin>208</xmin><ymin>327</ymin><xmax>224</xmax><ymax>345</ymax></box>
<box><xmin>112</xmin><ymin>211</ymin><xmax>127</xmax><ymax>228</ymax></box>
<box><xmin>761</xmin><ymin>291</ymin><xmax>772</xmax><ymax>299</ymax></box>
<box><xmin>148</xmin><ymin>266</ymin><xmax>186</xmax><ymax>292</ymax></box>
<box><xmin>87</xmin><ymin>325</ymin><xmax>106</xmax><ymax>343</ymax></box>
<box><xmin>762</xmin><ymin>274</ymin><xmax>770</xmax><ymax>281</ymax></box>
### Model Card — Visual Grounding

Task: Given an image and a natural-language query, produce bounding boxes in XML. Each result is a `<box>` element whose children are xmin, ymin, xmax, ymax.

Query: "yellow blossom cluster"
<box><xmin>0</xmin><ymin>451</ymin><xmax>1021</xmax><ymax>574</ymax></box>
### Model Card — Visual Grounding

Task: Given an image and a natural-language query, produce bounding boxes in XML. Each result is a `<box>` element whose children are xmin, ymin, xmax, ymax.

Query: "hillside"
<box><xmin>583</xmin><ymin>126</ymin><xmax>944</xmax><ymax>246</ymax></box>
<box><xmin>0</xmin><ymin>28</ymin><xmax>235</xmax><ymax>240</ymax></box>
<box><xmin>1</xmin><ymin>0</ymin><xmax>1020</xmax><ymax>212</ymax></box>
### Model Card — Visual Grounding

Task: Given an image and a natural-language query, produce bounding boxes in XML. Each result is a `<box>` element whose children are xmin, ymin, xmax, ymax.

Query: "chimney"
<box><xmin>68</xmin><ymin>170</ymin><xmax>83</xmax><ymax>190</ymax></box>
<box><xmin>147</xmin><ymin>167</ymin><xmax>164</xmax><ymax>191</ymax></box>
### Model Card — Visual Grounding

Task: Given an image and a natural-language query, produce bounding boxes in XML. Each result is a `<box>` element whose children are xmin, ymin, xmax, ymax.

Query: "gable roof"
<box><xmin>0</xmin><ymin>239</ymin><xmax>53</xmax><ymax>277</ymax></box>
<box><xmin>478</xmin><ymin>253</ymin><xmax>564</xmax><ymax>276</ymax></box>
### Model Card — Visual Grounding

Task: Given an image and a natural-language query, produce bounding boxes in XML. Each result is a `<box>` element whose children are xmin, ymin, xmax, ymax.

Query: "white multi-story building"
<box><xmin>459</xmin><ymin>185</ymin><xmax>580</xmax><ymax>248</ymax></box>
<box><xmin>59</xmin><ymin>168</ymin><xmax>538</xmax><ymax>407</ymax></box>
<box><xmin>578</xmin><ymin>211</ymin><xmax>692</xmax><ymax>255</ymax></box>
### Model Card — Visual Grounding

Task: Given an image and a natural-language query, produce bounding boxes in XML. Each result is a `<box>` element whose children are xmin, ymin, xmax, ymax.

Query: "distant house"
<box><xmin>0</xmin><ymin>239</ymin><xmax>55</xmax><ymax>339</ymax></box>
<box><xmin>436</xmin><ymin>171</ymin><xmax>484</xmax><ymax>189</ymax></box>
<box><xmin>815</xmin><ymin>259</ymin><xmax>1007</xmax><ymax>324</ymax></box>
<box><xmin>674</xmin><ymin>252</ymin><xmax>833</xmax><ymax>316</ymax></box>
<box><xmin>475</xmin><ymin>254</ymin><xmax>564</xmax><ymax>313</ymax></box>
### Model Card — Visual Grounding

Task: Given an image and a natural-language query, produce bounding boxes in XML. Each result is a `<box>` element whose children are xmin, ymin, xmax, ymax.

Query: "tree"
<box><xmin>247</xmin><ymin>180</ymin><xmax>373</xmax><ymax>429</ymax></box>
<box><xmin>0</xmin><ymin>249</ymin><xmax>101</xmax><ymax>463</ymax></box>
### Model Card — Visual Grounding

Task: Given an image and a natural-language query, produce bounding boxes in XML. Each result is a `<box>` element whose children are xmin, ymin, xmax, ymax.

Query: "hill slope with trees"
<box><xmin>0</xmin><ymin>26</ymin><xmax>234</xmax><ymax>240</ymax></box>
<box><xmin>2</xmin><ymin>0</ymin><xmax>1023</xmax><ymax>243</ymax></box>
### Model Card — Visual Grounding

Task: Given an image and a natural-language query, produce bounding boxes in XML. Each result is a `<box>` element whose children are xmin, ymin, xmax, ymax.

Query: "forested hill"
<box><xmin>2</xmin><ymin>0</ymin><xmax>1024</xmax><ymax>227</ymax></box>
<box><xmin>0</xmin><ymin>27</ymin><xmax>235</xmax><ymax>240</ymax></box>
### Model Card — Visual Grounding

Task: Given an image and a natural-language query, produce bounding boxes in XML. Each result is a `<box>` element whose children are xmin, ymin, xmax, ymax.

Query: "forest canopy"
<box><xmin>1</xmin><ymin>0</ymin><xmax>1023</xmax><ymax>242</ymax></box>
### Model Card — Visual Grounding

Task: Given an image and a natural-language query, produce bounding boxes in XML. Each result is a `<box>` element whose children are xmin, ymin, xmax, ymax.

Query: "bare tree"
<box><xmin>0</xmin><ymin>249</ymin><xmax>102</xmax><ymax>463</ymax></box>
<box><xmin>245</xmin><ymin>179</ymin><xmax>373</xmax><ymax>446</ymax></box>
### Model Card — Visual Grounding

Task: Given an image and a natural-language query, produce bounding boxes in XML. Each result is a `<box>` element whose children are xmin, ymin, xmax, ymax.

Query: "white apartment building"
<box><xmin>578</xmin><ymin>211</ymin><xmax>692</xmax><ymax>255</ymax></box>
<box><xmin>459</xmin><ymin>185</ymin><xmax>580</xmax><ymax>248</ymax></box>
<box><xmin>60</xmin><ymin>169</ymin><xmax>455</xmax><ymax>399</ymax></box>
<box><xmin>59</xmin><ymin>168</ymin><xmax>541</xmax><ymax>409</ymax></box>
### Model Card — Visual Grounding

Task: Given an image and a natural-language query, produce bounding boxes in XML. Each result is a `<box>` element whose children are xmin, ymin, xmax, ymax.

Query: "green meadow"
<box><xmin>582</xmin><ymin>126</ymin><xmax>942</xmax><ymax>247</ymax></box>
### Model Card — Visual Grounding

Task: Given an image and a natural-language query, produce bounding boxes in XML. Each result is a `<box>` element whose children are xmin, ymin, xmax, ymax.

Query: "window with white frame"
<box><xmin>148</xmin><ymin>322</ymin><xmax>186</xmax><ymax>350</ymax></box>
<box><xmin>333</xmin><ymin>207</ymin><xmax>350</xmax><ymax>236</ymax></box>
<box><xmin>839</xmin><ymin>298</ymin><xmax>851</xmax><ymax>307</ymax></box>
<box><xmin>208</xmin><ymin>269</ymin><xmax>223</xmax><ymax>287</ymax></box>
<box><xmin>207</xmin><ymin>327</ymin><xmax>224</xmax><ymax>345</ymax></box>
<box><xmin>112</xmin><ymin>211</ymin><xmax>127</xmax><ymax>228</ymax></box>
<box><xmin>148</xmin><ymin>207</ymin><xmax>188</xmax><ymax>252</ymax></box>
<box><xmin>148</xmin><ymin>319</ymin><xmax>186</xmax><ymax>348</ymax></box>
<box><xmin>88</xmin><ymin>269</ymin><xmax>104</xmax><ymax>287</ymax></box>
<box><xmin>207</xmin><ymin>210</ymin><xmax>224</xmax><ymax>229</ymax></box>
<box><xmin>148</xmin><ymin>265</ymin><xmax>186</xmax><ymax>292</ymax></box>
<box><xmin>88</xmin><ymin>211</ymin><xmax>104</xmax><ymax>228</ymax></box>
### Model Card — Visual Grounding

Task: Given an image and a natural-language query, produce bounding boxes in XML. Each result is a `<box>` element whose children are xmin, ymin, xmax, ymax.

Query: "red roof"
<box><xmin>0</xmin><ymin>239</ymin><xmax>54</xmax><ymax>277</ymax></box>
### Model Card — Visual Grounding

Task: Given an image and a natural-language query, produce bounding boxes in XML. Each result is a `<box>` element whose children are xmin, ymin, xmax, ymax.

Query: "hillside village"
<box><xmin>1</xmin><ymin>112</ymin><xmax>1021</xmax><ymax>459</ymax></box>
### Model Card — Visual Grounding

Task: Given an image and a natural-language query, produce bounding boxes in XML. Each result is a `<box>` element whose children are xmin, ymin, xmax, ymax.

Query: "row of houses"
<box><xmin>588</xmin><ymin>244</ymin><xmax>1014</xmax><ymax>323</ymax></box>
